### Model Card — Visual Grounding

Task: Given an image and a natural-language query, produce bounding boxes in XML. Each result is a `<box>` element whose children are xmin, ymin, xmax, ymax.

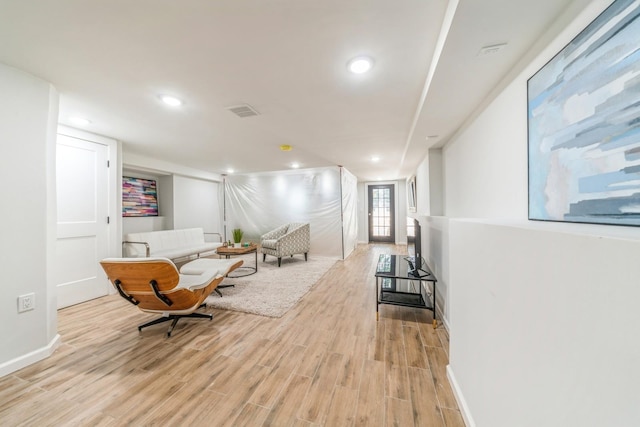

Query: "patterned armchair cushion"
<box><xmin>261</xmin><ymin>239</ymin><xmax>278</xmax><ymax>250</ymax></box>
<box><xmin>260</xmin><ymin>224</ymin><xmax>289</xmax><ymax>241</ymax></box>
<box><xmin>260</xmin><ymin>223</ymin><xmax>310</xmax><ymax>266</ymax></box>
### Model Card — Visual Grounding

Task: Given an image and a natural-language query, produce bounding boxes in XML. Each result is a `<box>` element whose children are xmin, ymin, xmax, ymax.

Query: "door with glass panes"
<box><xmin>368</xmin><ymin>184</ymin><xmax>395</xmax><ymax>243</ymax></box>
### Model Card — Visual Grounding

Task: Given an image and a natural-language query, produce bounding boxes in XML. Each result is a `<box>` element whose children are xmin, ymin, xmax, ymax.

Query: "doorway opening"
<box><xmin>368</xmin><ymin>184</ymin><xmax>395</xmax><ymax>243</ymax></box>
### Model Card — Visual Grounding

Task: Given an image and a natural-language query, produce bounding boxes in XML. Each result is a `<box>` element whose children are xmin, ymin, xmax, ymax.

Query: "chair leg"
<box><xmin>185</xmin><ymin>312</ymin><xmax>214</xmax><ymax>320</ymax></box>
<box><xmin>137</xmin><ymin>311</ymin><xmax>213</xmax><ymax>337</ymax></box>
<box><xmin>167</xmin><ymin>317</ymin><xmax>180</xmax><ymax>337</ymax></box>
<box><xmin>304</xmin><ymin>252</ymin><xmax>308</xmax><ymax>261</ymax></box>
<box><xmin>263</xmin><ymin>253</ymin><xmax>266</xmax><ymax>262</ymax></box>
<box><xmin>213</xmin><ymin>284</ymin><xmax>235</xmax><ymax>297</ymax></box>
<box><xmin>138</xmin><ymin>316</ymin><xmax>173</xmax><ymax>331</ymax></box>
<box><xmin>278</xmin><ymin>257</ymin><xmax>282</xmax><ymax>267</ymax></box>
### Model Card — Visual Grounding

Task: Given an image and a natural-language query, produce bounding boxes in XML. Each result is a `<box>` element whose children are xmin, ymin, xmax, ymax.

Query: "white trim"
<box><xmin>57</xmin><ymin>126</ymin><xmax>120</xmax><ymax>298</ymax></box>
<box><xmin>447</xmin><ymin>364</ymin><xmax>475</xmax><ymax>427</ymax></box>
<box><xmin>434</xmin><ymin>299</ymin><xmax>448</xmax><ymax>332</ymax></box>
<box><xmin>364</xmin><ymin>181</ymin><xmax>400</xmax><ymax>243</ymax></box>
<box><xmin>57</xmin><ymin>125</ymin><xmax>121</xmax><ymax>257</ymax></box>
<box><xmin>58</xmin><ymin>125</ymin><xmax>115</xmax><ymax>145</ymax></box>
<box><xmin>399</xmin><ymin>0</ymin><xmax>459</xmax><ymax>165</ymax></box>
<box><xmin>440</xmin><ymin>309</ymin><xmax>451</xmax><ymax>332</ymax></box>
<box><xmin>123</xmin><ymin>151</ymin><xmax>223</xmax><ymax>182</ymax></box>
<box><xmin>0</xmin><ymin>334</ymin><xmax>61</xmax><ymax>378</ymax></box>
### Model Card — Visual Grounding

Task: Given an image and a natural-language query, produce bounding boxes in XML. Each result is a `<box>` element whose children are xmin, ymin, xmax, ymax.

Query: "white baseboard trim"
<box><xmin>0</xmin><ymin>334</ymin><xmax>61</xmax><ymax>378</ymax></box>
<box><xmin>440</xmin><ymin>310</ymin><xmax>450</xmax><ymax>332</ymax></box>
<box><xmin>433</xmin><ymin>299</ymin><xmax>449</xmax><ymax>332</ymax></box>
<box><xmin>446</xmin><ymin>365</ymin><xmax>475</xmax><ymax>427</ymax></box>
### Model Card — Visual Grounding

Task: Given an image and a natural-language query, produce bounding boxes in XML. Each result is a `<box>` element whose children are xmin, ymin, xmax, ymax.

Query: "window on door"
<box><xmin>368</xmin><ymin>184</ymin><xmax>395</xmax><ymax>243</ymax></box>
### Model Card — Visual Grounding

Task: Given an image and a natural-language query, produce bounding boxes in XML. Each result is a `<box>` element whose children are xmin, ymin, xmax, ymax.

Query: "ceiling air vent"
<box><xmin>226</xmin><ymin>104</ymin><xmax>259</xmax><ymax>118</ymax></box>
<box><xmin>477</xmin><ymin>43</ymin><xmax>507</xmax><ymax>57</ymax></box>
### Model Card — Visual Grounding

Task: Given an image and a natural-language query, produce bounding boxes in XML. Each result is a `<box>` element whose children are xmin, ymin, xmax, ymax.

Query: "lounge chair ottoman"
<box><xmin>180</xmin><ymin>258</ymin><xmax>243</xmax><ymax>296</ymax></box>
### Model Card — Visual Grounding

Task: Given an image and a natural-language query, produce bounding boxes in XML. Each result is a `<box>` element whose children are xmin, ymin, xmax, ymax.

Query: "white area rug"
<box><xmin>204</xmin><ymin>254</ymin><xmax>338</xmax><ymax>317</ymax></box>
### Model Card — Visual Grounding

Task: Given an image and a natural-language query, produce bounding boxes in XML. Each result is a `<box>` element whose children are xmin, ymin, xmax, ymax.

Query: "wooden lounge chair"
<box><xmin>100</xmin><ymin>257</ymin><xmax>242</xmax><ymax>336</ymax></box>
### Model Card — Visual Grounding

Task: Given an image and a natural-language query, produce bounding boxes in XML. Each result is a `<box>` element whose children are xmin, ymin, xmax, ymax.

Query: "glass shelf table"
<box><xmin>375</xmin><ymin>253</ymin><xmax>438</xmax><ymax>328</ymax></box>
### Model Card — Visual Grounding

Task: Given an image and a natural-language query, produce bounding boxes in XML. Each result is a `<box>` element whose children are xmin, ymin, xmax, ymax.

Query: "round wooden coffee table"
<box><xmin>216</xmin><ymin>243</ymin><xmax>258</xmax><ymax>277</ymax></box>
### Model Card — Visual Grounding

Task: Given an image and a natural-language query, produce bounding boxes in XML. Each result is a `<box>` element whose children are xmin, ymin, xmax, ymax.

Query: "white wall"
<box><xmin>413</xmin><ymin>148</ymin><xmax>443</xmax><ymax>217</ymax></box>
<box><xmin>415</xmin><ymin>158</ymin><xmax>430</xmax><ymax>215</ymax></box>
<box><xmin>421</xmin><ymin>215</ymin><xmax>449</xmax><ymax>325</ymax></box>
<box><xmin>357</xmin><ymin>182</ymin><xmax>367</xmax><ymax>243</ymax></box>
<box><xmin>428</xmin><ymin>149</ymin><xmax>443</xmax><ymax>216</ymax></box>
<box><xmin>412</xmin><ymin>151</ymin><xmax>447</xmax><ymax>322</ymax></box>
<box><xmin>173</xmin><ymin>175</ymin><xmax>222</xmax><ymax>237</ymax></box>
<box><xmin>430</xmin><ymin>0</ymin><xmax>640</xmax><ymax>425</ymax></box>
<box><xmin>0</xmin><ymin>63</ymin><xmax>60</xmax><ymax>375</ymax></box>
<box><xmin>121</xmin><ymin>158</ymin><xmax>223</xmax><ymax>239</ymax></box>
<box><xmin>396</xmin><ymin>180</ymin><xmax>408</xmax><ymax>245</ymax></box>
<box><xmin>159</xmin><ymin>175</ymin><xmax>174</xmax><ymax>229</ymax></box>
<box><xmin>443</xmin><ymin>77</ymin><xmax>527</xmax><ymax>218</ymax></box>
<box><xmin>448</xmin><ymin>219</ymin><xmax>640</xmax><ymax>427</ymax></box>
<box><xmin>122</xmin><ymin>216</ymin><xmax>168</xmax><ymax>236</ymax></box>
<box><xmin>123</xmin><ymin>151</ymin><xmax>222</xmax><ymax>182</ymax></box>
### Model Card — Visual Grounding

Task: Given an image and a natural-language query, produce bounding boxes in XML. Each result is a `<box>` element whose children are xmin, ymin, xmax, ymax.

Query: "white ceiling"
<box><xmin>0</xmin><ymin>0</ymin><xmax>576</xmax><ymax>181</ymax></box>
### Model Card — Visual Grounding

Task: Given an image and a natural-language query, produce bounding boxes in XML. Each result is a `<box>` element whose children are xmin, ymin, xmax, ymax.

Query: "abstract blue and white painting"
<box><xmin>528</xmin><ymin>0</ymin><xmax>640</xmax><ymax>226</ymax></box>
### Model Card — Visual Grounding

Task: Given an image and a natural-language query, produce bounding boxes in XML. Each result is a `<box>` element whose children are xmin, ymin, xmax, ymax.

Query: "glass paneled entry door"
<box><xmin>368</xmin><ymin>184</ymin><xmax>395</xmax><ymax>243</ymax></box>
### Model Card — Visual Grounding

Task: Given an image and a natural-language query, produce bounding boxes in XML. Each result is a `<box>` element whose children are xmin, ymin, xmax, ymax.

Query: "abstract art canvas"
<box><xmin>122</xmin><ymin>176</ymin><xmax>159</xmax><ymax>217</ymax></box>
<box><xmin>528</xmin><ymin>0</ymin><xmax>640</xmax><ymax>226</ymax></box>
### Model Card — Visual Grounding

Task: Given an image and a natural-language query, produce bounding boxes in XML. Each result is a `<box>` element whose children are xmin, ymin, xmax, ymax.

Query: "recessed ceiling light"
<box><xmin>348</xmin><ymin>56</ymin><xmax>374</xmax><ymax>74</ymax></box>
<box><xmin>160</xmin><ymin>95</ymin><xmax>183</xmax><ymax>107</ymax></box>
<box><xmin>291</xmin><ymin>162</ymin><xmax>300</xmax><ymax>169</ymax></box>
<box><xmin>227</xmin><ymin>168</ymin><xmax>234</xmax><ymax>174</ymax></box>
<box><xmin>69</xmin><ymin>116</ymin><xmax>91</xmax><ymax>126</ymax></box>
<box><xmin>371</xmin><ymin>156</ymin><xmax>380</xmax><ymax>162</ymax></box>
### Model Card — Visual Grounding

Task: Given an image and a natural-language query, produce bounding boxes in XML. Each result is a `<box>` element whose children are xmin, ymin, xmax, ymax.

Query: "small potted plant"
<box><xmin>232</xmin><ymin>228</ymin><xmax>243</xmax><ymax>248</ymax></box>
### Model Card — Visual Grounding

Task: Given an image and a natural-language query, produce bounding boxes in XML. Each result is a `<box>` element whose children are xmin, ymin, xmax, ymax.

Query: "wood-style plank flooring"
<box><xmin>0</xmin><ymin>244</ymin><xmax>464</xmax><ymax>426</ymax></box>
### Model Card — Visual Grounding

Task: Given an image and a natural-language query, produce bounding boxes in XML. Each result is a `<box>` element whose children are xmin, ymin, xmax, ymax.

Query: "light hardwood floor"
<box><xmin>0</xmin><ymin>244</ymin><xmax>464</xmax><ymax>426</ymax></box>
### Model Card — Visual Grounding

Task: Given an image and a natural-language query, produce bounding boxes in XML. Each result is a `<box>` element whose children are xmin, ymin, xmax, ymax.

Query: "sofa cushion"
<box><xmin>123</xmin><ymin>228</ymin><xmax>222</xmax><ymax>259</ymax></box>
<box><xmin>152</xmin><ymin>243</ymin><xmax>221</xmax><ymax>260</ymax></box>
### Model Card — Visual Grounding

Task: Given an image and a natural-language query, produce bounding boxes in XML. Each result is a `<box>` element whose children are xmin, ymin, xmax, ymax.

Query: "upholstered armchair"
<box><xmin>260</xmin><ymin>223</ymin><xmax>310</xmax><ymax>267</ymax></box>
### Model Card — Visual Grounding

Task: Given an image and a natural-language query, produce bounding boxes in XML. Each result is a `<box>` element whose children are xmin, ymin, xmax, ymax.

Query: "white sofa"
<box><xmin>122</xmin><ymin>228</ymin><xmax>223</xmax><ymax>261</ymax></box>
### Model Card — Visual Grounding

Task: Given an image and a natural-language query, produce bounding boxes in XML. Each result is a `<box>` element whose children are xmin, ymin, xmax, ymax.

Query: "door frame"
<box><xmin>365</xmin><ymin>181</ymin><xmax>399</xmax><ymax>244</ymax></box>
<box><xmin>56</xmin><ymin>125</ymin><xmax>121</xmax><ymax>298</ymax></box>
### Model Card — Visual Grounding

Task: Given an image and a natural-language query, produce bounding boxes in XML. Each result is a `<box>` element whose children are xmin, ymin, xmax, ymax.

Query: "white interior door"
<box><xmin>56</xmin><ymin>134</ymin><xmax>110</xmax><ymax>308</ymax></box>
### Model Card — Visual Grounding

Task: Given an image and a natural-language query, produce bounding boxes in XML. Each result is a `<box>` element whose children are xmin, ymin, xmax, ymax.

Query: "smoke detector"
<box><xmin>226</xmin><ymin>104</ymin><xmax>259</xmax><ymax>118</ymax></box>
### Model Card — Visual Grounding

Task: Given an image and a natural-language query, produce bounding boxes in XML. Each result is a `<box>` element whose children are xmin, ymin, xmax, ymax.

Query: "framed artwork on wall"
<box><xmin>407</xmin><ymin>175</ymin><xmax>417</xmax><ymax>213</ymax></box>
<box><xmin>527</xmin><ymin>0</ymin><xmax>640</xmax><ymax>227</ymax></box>
<box><xmin>122</xmin><ymin>176</ymin><xmax>159</xmax><ymax>217</ymax></box>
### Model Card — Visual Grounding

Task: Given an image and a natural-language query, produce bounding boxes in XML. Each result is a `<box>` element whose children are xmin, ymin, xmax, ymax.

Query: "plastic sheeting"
<box><xmin>224</xmin><ymin>167</ymin><xmax>344</xmax><ymax>258</ymax></box>
<box><xmin>341</xmin><ymin>168</ymin><xmax>358</xmax><ymax>259</ymax></box>
<box><xmin>224</xmin><ymin>166</ymin><xmax>359</xmax><ymax>259</ymax></box>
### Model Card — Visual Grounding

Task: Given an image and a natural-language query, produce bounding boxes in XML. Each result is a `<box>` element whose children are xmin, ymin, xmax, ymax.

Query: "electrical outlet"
<box><xmin>18</xmin><ymin>293</ymin><xmax>35</xmax><ymax>313</ymax></box>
